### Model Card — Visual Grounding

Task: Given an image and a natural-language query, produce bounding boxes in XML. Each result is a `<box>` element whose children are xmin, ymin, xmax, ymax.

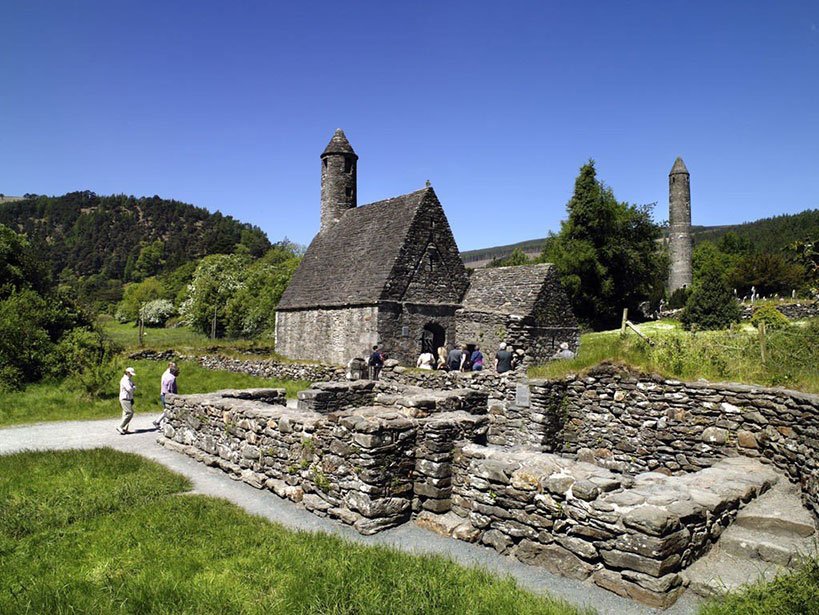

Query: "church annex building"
<box><xmin>275</xmin><ymin>130</ymin><xmax>579</xmax><ymax>367</ymax></box>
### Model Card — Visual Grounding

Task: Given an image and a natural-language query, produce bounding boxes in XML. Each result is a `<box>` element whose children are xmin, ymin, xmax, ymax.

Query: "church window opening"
<box><xmin>346</xmin><ymin>187</ymin><xmax>352</xmax><ymax>198</ymax></box>
<box><xmin>323</xmin><ymin>158</ymin><xmax>328</xmax><ymax>168</ymax></box>
<box><xmin>427</xmin><ymin>248</ymin><xmax>439</xmax><ymax>273</ymax></box>
<box><xmin>344</xmin><ymin>158</ymin><xmax>353</xmax><ymax>173</ymax></box>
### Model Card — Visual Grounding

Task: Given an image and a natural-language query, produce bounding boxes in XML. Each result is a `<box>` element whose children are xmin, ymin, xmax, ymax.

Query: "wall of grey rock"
<box><xmin>448</xmin><ymin>444</ymin><xmax>778</xmax><ymax>608</ymax></box>
<box><xmin>275</xmin><ymin>306</ymin><xmax>380</xmax><ymax>366</ymax></box>
<box><xmin>525</xmin><ymin>363</ymin><xmax>819</xmax><ymax>517</ymax></box>
<box><xmin>739</xmin><ymin>301</ymin><xmax>819</xmax><ymax>320</ymax></box>
<box><xmin>158</xmin><ymin>381</ymin><xmax>489</xmax><ymax>535</ymax></box>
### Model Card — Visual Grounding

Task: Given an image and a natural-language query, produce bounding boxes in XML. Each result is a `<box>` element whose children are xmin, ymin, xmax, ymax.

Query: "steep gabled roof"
<box><xmin>460</xmin><ymin>263</ymin><xmax>557</xmax><ymax>316</ymax></box>
<box><xmin>277</xmin><ymin>188</ymin><xmax>431</xmax><ymax>310</ymax></box>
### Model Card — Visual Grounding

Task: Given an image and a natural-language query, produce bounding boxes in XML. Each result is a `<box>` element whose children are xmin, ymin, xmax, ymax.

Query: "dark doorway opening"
<box><xmin>420</xmin><ymin>322</ymin><xmax>446</xmax><ymax>354</ymax></box>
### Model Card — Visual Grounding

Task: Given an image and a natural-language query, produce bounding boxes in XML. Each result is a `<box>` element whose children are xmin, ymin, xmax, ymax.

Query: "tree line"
<box><xmin>488</xmin><ymin>162</ymin><xmax>818</xmax><ymax>331</ymax></box>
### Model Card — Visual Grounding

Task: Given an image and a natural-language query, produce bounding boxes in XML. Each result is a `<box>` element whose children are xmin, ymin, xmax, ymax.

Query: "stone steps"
<box><xmin>685</xmin><ymin>550</ymin><xmax>786</xmax><ymax>597</ymax></box>
<box><xmin>686</xmin><ymin>479</ymin><xmax>817</xmax><ymax>597</ymax></box>
<box><xmin>719</xmin><ymin>524</ymin><xmax>817</xmax><ymax>566</ymax></box>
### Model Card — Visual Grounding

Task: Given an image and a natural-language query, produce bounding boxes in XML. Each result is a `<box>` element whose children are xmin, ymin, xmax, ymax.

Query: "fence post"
<box><xmin>620</xmin><ymin>308</ymin><xmax>628</xmax><ymax>336</ymax></box>
<box><xmin>759</xmin><ymin>320</ymin><xmax>767</xmax><ymax>364</ymax></box>
<box><xmin>138</xmin><ymin>316</ymin><xmax>144</xmax><ymax>347</ymax></box>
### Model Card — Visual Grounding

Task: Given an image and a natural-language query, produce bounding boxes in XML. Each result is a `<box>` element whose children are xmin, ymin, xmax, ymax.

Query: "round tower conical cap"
<box><xmin>321</xmin><ymin>128</ymin><xmax>358</xmax><ymax>158</ymax></box>
<box><xmin>669</xmin><ymin>157</ymin><xmax>689</xmax><ymax>175</ymax></box>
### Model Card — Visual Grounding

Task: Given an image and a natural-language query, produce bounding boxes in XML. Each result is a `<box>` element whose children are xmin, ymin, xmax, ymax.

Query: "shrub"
<box><xmin>667</xmin><ymin>286</ymin><xmax>691</xmax><ymax>310</ymax></box>
<box><xmin>48</xmin><ymin>328</ymin><xmax>118</xmax><ymax>378</ymax></box>
<box><xmin>750</xmin><ymin>304</ymin><xmax>791</xmax><ymax>331</ymax></box>
<box><xmin>139</xmin><ymin>299</ymin><xmax>176</xmax><ymax>327</ymax></box>
<box><xmin>681</xmin><ymin>268</ymin><xmax>741</xmax><ymax>330</ymax></box>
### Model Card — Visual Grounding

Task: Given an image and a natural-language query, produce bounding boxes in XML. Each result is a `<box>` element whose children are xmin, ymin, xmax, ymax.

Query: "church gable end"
<box><xmin>382</xmin><ymin>189</ymin><xmax>468</xmax><ymax>305</ymax></box>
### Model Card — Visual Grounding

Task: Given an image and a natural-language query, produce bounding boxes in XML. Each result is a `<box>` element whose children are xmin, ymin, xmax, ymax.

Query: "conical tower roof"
<box><xmin>669</xmin><ymin>157</ymin><xmax>689</xmax><ymax>175</ymax></box>
<box><xmin>322</xmin><ymin>128</ymin><xmax>358</xmax><ymax>158</ymax></box>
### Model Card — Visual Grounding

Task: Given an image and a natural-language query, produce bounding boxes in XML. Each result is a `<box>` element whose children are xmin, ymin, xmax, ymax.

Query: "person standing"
<box><xmin>416</xmin><ymin>349</ymin><xmax>435</xmax><ymax>370</ymax></box>
<box><xmin>368</xmin><ymin>345</ymin><xmax>384</xmax><ymax>380</ymax></box>
<box><xmin>154</xmin><ymin>362</ymin><xmax>178</xmax><ymax>429</ymax></box>
<box><xmin>447</xmin><ymin>344</ymin><xmax>465</xmax><ymax>371</ymax></box>
<box><xmin>494</xmin><ymin>342</ymin><xmax>513</xmax><ymax>374</ymax></box>
<box><xmin>117</xmin><ymin>367</ymin><xmax>137</xmax><ymax>435</ymax></box>
<box><xmin>436</xmin><ymin>346</ymin><xmax>448</xmax><ymax>370</ymax></box>
<box><xmin>470</xmin><ymin>345</ymin><xmax>484</xmax><ymax>371</ymax></box>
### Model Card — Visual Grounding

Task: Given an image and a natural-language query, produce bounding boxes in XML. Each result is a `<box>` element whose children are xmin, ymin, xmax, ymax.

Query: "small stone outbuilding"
<box><xmin>275</xmin><ymin>129</ymin><xmax>578</xmax><ymax>366</ymax></box>
<box><xmin>457</xmin><ymin>264</ymin><xmax>579</xmax><ymax>365</ymax></box>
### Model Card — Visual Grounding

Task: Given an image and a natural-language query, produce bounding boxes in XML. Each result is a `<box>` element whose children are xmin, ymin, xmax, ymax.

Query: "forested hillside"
<box><xmin>692</xmin><ymin>209</ymin><xmax>819</xmax><ymax>252</ymax></box>
<box><xmin>461</xmin><ymin>209</ymin><xmax>819</xmax><ymax>267</ymax></box>
<box><xmin>0</xmin><ymin>191</ymin><xmax>271</xmax><ymax>280</ymax></box>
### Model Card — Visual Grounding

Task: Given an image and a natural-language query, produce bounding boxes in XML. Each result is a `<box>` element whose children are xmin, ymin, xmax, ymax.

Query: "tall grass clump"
<box><xmin>698</xmin><ymin>556</ymin><xmax>819</xmax><ymax>615</ymax></box>
<box><xmin>530</xmin><ymin>318</ymin><xmax>819</xmax><ymax>393</ymax></box>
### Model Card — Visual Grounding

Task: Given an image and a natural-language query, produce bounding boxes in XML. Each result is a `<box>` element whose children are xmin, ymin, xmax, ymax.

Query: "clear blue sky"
<box><xmin>2</xmin><ymin>1</ymin><xmax>817</xmax><ymax>251</ymax></box>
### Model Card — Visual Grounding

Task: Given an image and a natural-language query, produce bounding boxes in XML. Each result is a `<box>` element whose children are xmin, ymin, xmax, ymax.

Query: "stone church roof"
<box><xmin>460</xmin><ymin>263</ymin><xmax>557</xmax><ymax>316</ymax></box>
<box><xmin>277</xmin><ymin>188</ymin><xmax>431</xmax><ymax>310</ymax></box>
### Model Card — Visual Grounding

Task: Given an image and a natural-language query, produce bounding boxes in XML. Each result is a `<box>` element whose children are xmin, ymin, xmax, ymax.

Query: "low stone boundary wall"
<box><xmin>159</xmin><ymin>382</ymin><xmax>488</xmax><ymax>534</ymax></box>
<box><xmin>521</xmin><ymin>364</ymin><xmax>819</xmax><ymax>517</ymax></box>
<box><xmin>447</xmin><ymin>445</ymin><xmax>779</xmax><ymax>608</ymax></box>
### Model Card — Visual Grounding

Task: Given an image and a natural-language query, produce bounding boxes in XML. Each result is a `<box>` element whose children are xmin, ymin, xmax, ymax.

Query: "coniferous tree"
<box><xmin>543</xmin><ymin>161</ymin><xmax>667</xmax><ymax>330</ymax></box>
<box><xmin>681</xmin><ymin>267</ymin><xmax>741</xmax><ymax>330</ymax></box>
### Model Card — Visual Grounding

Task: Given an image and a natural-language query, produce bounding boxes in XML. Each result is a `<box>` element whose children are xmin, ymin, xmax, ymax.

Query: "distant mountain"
<box><xmin>460</xmin><ymin>209</ymin><xmax>819</xmax><ymax>267</ymax></box>
<box><xmin>0</xmin><ymin>191</ymin><xmax>271</xmax><ymax>280</ymax></box>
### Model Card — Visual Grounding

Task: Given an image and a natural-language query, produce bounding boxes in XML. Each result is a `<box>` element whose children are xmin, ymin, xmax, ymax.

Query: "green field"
<box><xmin>99</xmin><ymin>315</ymin><xmax>287</xmax><ymax>360</ymax></box>
<box><xmin>0</xmin><ymin>359</ymin><xmax>310</xmax><ymax>427</ymax></box>
<box><xmin>0</xmin><ymin>449</ymin><xmax>589</xmax><ymax>615</ymax></box>
<box><xmin>529</xmin><ymin>318</ymin><xmax>819</xmax><ymax>394</ymax></box>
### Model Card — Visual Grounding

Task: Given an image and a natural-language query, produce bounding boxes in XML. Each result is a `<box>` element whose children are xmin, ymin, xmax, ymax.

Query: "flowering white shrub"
<box><xmin>139</xmin><ymin>299</ymin><xmax>176</xmax><ymax>327</ymax></box>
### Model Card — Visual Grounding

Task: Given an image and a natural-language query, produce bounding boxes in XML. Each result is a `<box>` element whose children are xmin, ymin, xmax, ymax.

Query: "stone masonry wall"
<box><xmin>449</xmin><ymin>445</ymin><xmax>779</xmax><ymax>608</ymax></box>
<box><xmin>159</xmin><ymin>382</ymin><xmax>488</xmax><ymax>534</ymax></box>
<box><xmin>523</xmin><ymin>364</ymin><xmax>819</xmax><ymax>517</ymax></box>
<box><xmin>275</xmin><ymin>305</ymin><xmax>379</xmax><ymax>365</ymax></box>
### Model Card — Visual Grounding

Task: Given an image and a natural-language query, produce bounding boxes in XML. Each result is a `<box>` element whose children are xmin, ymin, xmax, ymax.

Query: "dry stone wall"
<box><xmin>448</xmin><ymin>445</ymin><xmax>779</xmax><ymax>608</ymax></box>
<box><xmin>522</xmin><ymin>364</ymin><xmax>819</xmax><ymax>517</ymax></box>
<box><xmin>158</xmin><ymin>382</ymin><xmax>488</xmax><ymax>535</ymax></box>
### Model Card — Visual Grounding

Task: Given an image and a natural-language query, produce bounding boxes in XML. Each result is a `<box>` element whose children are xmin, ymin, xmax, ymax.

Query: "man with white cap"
<box><xmin>117</xmin><ymin>367</ymin><xmax>137</xmax><ymax>434</ymax></box>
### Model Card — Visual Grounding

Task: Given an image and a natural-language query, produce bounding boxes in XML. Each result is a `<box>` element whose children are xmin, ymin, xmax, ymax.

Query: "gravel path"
<box><xmin>0</xmin><ymin>415</ymin><xmax>703</xmax><ymax>615</ymax></box>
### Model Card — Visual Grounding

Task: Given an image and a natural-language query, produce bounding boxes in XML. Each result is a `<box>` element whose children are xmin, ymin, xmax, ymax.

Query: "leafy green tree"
<box><xmin>727</xmin><ymin>252</ymin><xmax>806</xmax><ymax>297</ymax></box>
<box><xmin>0</xmin><ymin>223</ymin><xmax>49</xmax><ymax>297</ymax></box>
<box><xmin>681</xmin><ymin>267</ymin><xmax>741</xmax><ymax>330</ymax></box>
<box><xmin>488</xmin><ymin>248</ymin><xmax>530</xmax><ymax>268</ymax></box>
<box><xmin>225</xmin><ymin>252</ymin><xmax>300</xmax><ymax>337</ymax></box>
<box><xmin>132</xmin><ymin>240</ymin><xmax>165</xmax><ymax>281</ymax></box>
<box><xmin>115</xmin><ymin>277</ymin><xmax>165</xmax><ymax>322</ymax></box>
<box><xmin>542</xmin><ymin>161</ymin><xmax>667</xmax><ymax>329</ymax></box>
<box><xmin>180</xmin><ymin>254</ymin><xmax>251</xmax><ymax>336</ymax></box>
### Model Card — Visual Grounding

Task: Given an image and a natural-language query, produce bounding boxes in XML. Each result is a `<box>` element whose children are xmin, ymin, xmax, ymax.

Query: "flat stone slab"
<box><xmin>684</xmin><ymin>550</ymin><xmax>785</xmax><ymax>597</ymax></box>
<box><xmin>735</xmin><ymin>480</ymin><xmax>817</xmax><ymax>538</ymax></box>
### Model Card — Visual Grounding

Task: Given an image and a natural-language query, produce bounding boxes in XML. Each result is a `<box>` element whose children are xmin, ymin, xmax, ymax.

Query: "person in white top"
<box><xmin>416</xmin><ymin>350</ymin><xmax>435</xmax><ymax>370</ymax></box>
<box><xmin>117</xmin><ymin>367</ymin><xmax>137</xmax><ymax>435</ymax></box>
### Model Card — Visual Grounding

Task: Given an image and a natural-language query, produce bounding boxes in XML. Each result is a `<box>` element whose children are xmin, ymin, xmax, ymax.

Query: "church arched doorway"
<box><xmin>420</xmin><ymin>322</ymin><xmax>446</xmax><ymax>354</ymax></box>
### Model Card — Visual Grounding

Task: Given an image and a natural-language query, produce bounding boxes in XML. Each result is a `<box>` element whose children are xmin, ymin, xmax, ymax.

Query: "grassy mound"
<box><xmin>530</xmin><ymin>319</ymin><xmax>819</xmax><ymax>393</ymax></box>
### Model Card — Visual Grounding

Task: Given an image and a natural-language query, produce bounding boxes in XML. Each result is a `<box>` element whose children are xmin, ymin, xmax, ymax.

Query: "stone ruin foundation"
<box><xmin>157</xmin><ymin>365</ymin><xmax>819</xmax><ymax>608</ymax></box>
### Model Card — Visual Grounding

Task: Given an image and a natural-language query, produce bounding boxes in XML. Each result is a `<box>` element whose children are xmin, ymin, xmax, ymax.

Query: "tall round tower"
<box><xmin>320</xmin><ymin>128</ymin><xmax>358</xmax><ymax>233</ymax></box>
<box><xmin>668</xmin><ymin>157</ymin><xmax>693</xmax><ymax>293</ymax></box>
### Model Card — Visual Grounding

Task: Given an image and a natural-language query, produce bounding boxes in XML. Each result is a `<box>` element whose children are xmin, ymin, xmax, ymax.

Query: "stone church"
<box><xmin>275</xmin><ymin>130</ymin><xmax>579</xmax><ymax>366</ymax></box>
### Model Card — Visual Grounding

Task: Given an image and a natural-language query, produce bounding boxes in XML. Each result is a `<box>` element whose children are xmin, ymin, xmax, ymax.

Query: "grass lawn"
<box><xmin>99</xmin><ymin>315</ymin><xmax>286</xmax><ymax>360</ymax></box>
<box><xmin>529</xmin><ymin>318</ymin><xmax>819</xmax><ymax>393</ymax></box>
<box><xmin>0</xmin><ymin>449</ymin><xmax>590</xmax><ymax>615</ymax></box>
<box><xmin>0</xmin><ymin>359</ymin><xmax>310</xmax><ymax>427</ymax></box>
